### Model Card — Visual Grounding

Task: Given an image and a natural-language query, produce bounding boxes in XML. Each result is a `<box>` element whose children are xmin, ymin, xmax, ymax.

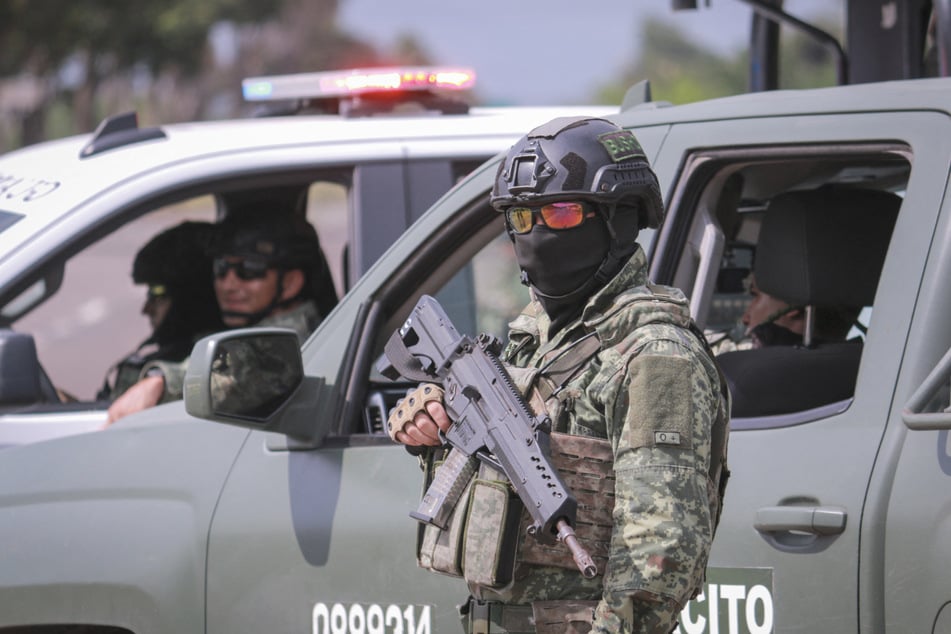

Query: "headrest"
<box><xmin>755</xmin><ymin>185</ymin><xmax>900</xmax><ymax>307</ymax></box>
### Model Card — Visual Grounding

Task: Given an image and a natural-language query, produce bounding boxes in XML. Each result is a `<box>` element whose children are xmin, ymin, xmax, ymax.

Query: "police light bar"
<box><xmin>242</xmin><ymin>66</ymin><xmax>476</xmax><ymax>102</ymax></box>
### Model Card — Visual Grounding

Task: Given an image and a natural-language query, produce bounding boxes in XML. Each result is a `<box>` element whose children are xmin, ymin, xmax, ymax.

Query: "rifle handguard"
<box><xmin>387</xmin><ymin>383</ymin><xmax>445</xmax><ymax>442</ymax></box>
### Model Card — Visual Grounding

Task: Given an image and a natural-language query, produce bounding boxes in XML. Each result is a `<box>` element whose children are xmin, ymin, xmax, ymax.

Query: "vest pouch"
<box><xmin>532</xmin><ymin>600</ymin><xmax>599</xmax><ymax>634</ymax></box>
<box><xmin>516</xmin><ymin>433</ymin><xmax>615</xmax><ymax>575</ymax></box>
<box><xmin>461</xmin><ymin>463</ymin><xmax>523</xmax><ymax>589</ymax></box>
<box><xmin>416</xmin><ymin>453</ymin><xmax>474</xmax><ymax>577</ymax></box>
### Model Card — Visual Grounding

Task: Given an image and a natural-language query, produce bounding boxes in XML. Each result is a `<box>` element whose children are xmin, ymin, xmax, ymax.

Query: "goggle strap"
<box><xmin>599</xmin><ymin>202</ymin><xmax>620</xmax><ymax>241</ymax></box>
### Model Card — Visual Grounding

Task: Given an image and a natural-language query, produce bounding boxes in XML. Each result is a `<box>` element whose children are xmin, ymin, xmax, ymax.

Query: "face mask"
<box><xmin>512</xmin><ymin>217</ymin><xmax>611</xmax><ymax>327</ymax></box>
<box><xmin>749</xmin><ymin>321</ymin><xmax>803</xmax><ymax>348</ymax></box>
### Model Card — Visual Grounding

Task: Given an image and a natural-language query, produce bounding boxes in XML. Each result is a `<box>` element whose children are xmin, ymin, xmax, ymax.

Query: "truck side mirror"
<box><xmin>184</xmin><ymin>328</ymin><xmax>329</xmax><ymax>445</ymax></box>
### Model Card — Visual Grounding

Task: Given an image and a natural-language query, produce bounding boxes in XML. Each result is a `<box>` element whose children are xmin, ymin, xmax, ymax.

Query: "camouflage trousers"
<box><xmin>460</xmin><ymin>598</ymin><xmax>597</xmax><ymax>634</ymax></box>
<box><xmin>459</xmin><ymin>597</ymin><xmax>682</xmax><ymax>633</ymax></box>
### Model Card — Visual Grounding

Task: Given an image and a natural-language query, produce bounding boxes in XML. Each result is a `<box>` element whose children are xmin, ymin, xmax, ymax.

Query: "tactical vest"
<box><xmin>98</xmin><ymin>356</ymin><xmax>147</xmax><ymax>401</ymax></box>
<box><xmin>416</xmin><ymin>284</ymin><xmax>730</xmax><ymax>613</ymax></box>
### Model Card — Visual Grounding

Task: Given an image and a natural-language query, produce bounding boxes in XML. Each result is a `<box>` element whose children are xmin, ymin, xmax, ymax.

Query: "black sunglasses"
<box><xmin>212</xmin><ymin>257</ymin><xmax>270</xmax><ymax>280</ymax></box>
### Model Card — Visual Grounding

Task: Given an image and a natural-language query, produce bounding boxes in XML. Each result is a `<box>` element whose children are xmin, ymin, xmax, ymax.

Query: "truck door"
<box><xmin>641</xmin><ymin>110</ymin><xmax>951</xmax><ymax>632</ymax></box>
<box><xmin>877</xmin><ymin>175</ymin><xmax>951</xmax><ymax>632</ymax></box>
<box><xmin>202</xmin><ymin>175</ymin><xmax>534</xmax><ymax>633</ymax></box>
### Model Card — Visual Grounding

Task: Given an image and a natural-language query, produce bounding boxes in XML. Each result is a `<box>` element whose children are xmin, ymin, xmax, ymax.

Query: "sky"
<box><xmin>337</xmin><ymin>0</ymin><xmax>838</xmax><ymax>106</ymax></box>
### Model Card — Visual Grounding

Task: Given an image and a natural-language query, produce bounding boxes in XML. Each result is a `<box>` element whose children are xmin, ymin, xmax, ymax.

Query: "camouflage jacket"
<box><xmin>141</xmin><ymin>300</ymin><xmax>321</xmax><ymax>403</ymax></box>
<box><xmin>490</xmin><ymin>247</ymin><xmax>729</xmax><ymax>633</ymax></box>
<box><xmin>104</xmin><ymin>343</ymin><xmax>191</xmax><ymax>401</ymax></box>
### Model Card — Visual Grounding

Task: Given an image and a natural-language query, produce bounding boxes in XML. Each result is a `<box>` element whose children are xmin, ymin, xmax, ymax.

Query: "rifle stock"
<box><xmin>381</xmin><ymin>295</ymin><xmax>597</xmax><ymax>578</ymax></box>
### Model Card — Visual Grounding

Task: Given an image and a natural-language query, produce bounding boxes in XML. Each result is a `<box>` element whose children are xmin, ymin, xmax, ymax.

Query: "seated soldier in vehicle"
<box><xmin>98</xmin><ymin>221</ymin><xmax>222</xmax><ymax>401</ymax></box>
<box><xmin>709</xmin><ymin>270</ymin><xmax>860</xmax><ymax>354</ymax></box>
<box><xmin>739</xmin><ymin>272</ymin><xmax>861</xmax><ymax>349</ymax></box>
<box><xmin>717</xmin><ymin>185</ymin><xmax>900</xmax><ymax>418</ymax></box>
<box><xmin>104</xmin><ymin>209</ymin><xmax>336</xmax><ymax>424</ymax></box>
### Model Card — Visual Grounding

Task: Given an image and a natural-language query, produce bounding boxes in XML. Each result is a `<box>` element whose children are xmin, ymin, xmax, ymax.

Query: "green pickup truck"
<box><xmin>3</xmin><ymin>76</ymin><xmax>951</xmax><ymax>633</ymax></box>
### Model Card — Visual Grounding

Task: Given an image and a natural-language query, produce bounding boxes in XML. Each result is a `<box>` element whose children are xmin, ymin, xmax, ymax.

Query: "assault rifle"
<box><xmin>379</xmin><ymin>295</ymin><xmax>597</xmax><ymax>578</ymax></box>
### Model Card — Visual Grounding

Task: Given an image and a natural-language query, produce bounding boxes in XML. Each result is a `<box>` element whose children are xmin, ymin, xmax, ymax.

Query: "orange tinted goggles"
<box><xmin>505</xmin><ymin>201</ymin><xmax>591</xmax><ymax>234</ymax></box>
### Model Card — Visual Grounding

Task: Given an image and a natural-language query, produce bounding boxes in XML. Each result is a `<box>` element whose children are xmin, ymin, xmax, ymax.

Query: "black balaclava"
<box><xmin>512</xmin><ymin>204</ymin><xmax>638</xmax><ymax>334</ymax></box>
<box><xmin>749</xmin><ymin>321</ymin><xmax>803</xmax><ymax>348</ymax></box>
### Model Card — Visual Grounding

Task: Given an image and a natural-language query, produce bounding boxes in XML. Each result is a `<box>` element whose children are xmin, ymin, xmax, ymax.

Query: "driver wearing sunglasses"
<box><xmin>205</xmin><ymin>209</ymin><xmax>336</xmax><ymax>337</ymax></box>
<box><xmin>212</xmin><ymin>253</ymin><xmax>305</xmax><ymax>329</ymax></box>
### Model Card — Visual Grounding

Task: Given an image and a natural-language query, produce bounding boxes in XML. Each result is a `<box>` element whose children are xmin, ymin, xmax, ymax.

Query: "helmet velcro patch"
<box><xmin>559</xmin><ymin>152</ymin><xmax>587</xmax><ymax>191</ymax></box>
<box><xmin>254</xmin><ymin>239</ymin><xmax>276</xmax><ymax>257</ymax></box>
<box><xmin>598</xmin><ymin>130</ymin><xmax>645</xmax><ymax>163</ymax></box>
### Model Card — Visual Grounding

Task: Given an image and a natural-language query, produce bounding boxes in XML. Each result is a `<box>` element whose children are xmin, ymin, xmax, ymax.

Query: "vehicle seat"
<box><xmin>0</xmin><ymin>330</ymin><xmax>61</xmax><ymax>405</ymax></box>
<box><xmin>717</xmin><ymin>185</ymin><xmax>900</xmax><ymax>418</ymax></box>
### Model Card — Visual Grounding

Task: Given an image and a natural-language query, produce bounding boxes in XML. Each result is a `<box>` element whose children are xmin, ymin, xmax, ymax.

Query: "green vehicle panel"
<box><xmin>3</xmin><ymin>78</ymin><xmax>951</xmax><ymax>633</ymax></box>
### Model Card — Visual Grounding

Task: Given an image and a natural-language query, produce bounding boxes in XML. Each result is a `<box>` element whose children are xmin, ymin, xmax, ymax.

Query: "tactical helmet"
<box><xmin>212</xmin><ymin>211</ymin><xmax>319</xmax><ymax>271</ymax></box>
<box><xmin>490</xmin><ymin>117</ymin><xmax>664</xmax><ymax>229</ymax></box>
<box><xmin>131</xmin><ymin>221</ymin><xmax>222</xmax><ymax>348</ymax></box>
<box><xmin>212</xmin><ymin>208</ymin><xmax>338</xmax><ymax>319</ymax></box>
<box><xmin>133</xmin><ymin>221</ymin><xmax>216</xmax><ymax>293</ymax></box>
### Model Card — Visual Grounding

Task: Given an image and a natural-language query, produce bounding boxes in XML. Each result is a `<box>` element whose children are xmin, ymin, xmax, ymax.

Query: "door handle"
<box><xmin>754</xmin><ymin>505</ymin><xmax>847</xmax><ymax>536</ymax></box>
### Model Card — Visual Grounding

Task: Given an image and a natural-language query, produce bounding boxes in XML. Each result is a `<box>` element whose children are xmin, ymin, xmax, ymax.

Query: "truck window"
<box><xmin>661</xmin><ymin>145</ymin><xmax>911</xmax><ymax>425</ymax></box>
<box><xmin>360</xmin><ymin>195</ymin><xmax>531</xmax><ymax>436</ymax></box>
<box><xmin>305</xmin><ymin>182</ymin><xmax>348</xmax><ymax>298</ymax></box>
<box><xmin>13</xmin><ymin>194</ymin><xmax>219</xmax><ymax>401</ymax></box>
<box><xmin>11</xmin><ymin>178</ymin><xmax>348</xmax><ymax>404</ymax></box>
<box><xmin>434</xmin><ymin>230</ymin><xmax>529</xmax><ymax>341</ymax></box>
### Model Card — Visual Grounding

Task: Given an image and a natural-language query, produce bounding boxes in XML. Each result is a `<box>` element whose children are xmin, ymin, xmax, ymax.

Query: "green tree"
<box><xmin>600</xmin><ymin>15</ymin><xmax>841</xmax><ymax>106</ymax></box>
<box><xmin>0</xmin><ymin>0</ymin><xmax>432</xmax><ymax>150</ymax></box>
<box><xmin>0</xmin><ymin>0</ymin><xmax>285</xmax><ymax>146</ymax></box>
<box><xmin>597</xmin><ymin>17</ymin><xmax>747</xmax><ymax>106</ymax></box>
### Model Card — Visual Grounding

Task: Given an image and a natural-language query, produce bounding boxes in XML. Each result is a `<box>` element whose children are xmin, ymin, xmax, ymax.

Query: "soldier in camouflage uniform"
<box><xmin>105</xmin><ymin>207</ymin><xmax>336</xmax><ymax>424</ymax></box>
<box><xmin>99</xmin><ymin>221</ymin><xmax>223</xmax><ymax>400</ymax></box>
<box><xmin>392</xmin><ymin>117</ymin><xmax>730</xmax><ymax>633</ymax></box>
